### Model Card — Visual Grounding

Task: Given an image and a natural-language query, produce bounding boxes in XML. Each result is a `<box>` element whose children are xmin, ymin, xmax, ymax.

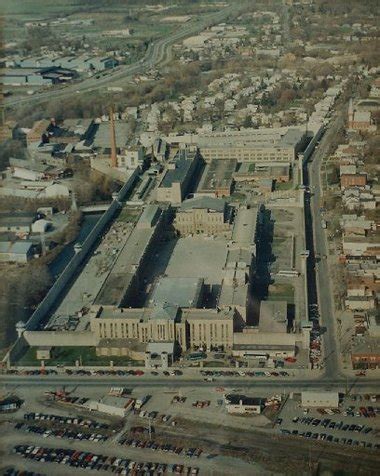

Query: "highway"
<box><xmin>4</xmin><ymin>2</ymin><xmax>249</xmax><ymax>110</ymax></box>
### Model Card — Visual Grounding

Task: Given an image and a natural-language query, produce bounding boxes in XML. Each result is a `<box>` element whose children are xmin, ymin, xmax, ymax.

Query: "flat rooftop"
<box><xmin>259</xmin><ymin>300</ymin><xmax>287</xmax><ymax>333</ymax></box>
<box><xmin>164</xmin><ymin>236</ymin><xmax>228</xmax><ymax>284</ymax></box>
<box><xmin>196</xmin><ymin>127</ymin><xmax>305</xmax><ymax>149</ymax></box>
<box><xmin>160</xmin><ymin>154</ymin><xmax>194</xmax><ymax>188</ymax></box>
<box><xmin>92</xmin><ymin>121</ymin><xmax>129</xmax><ymax>149</ymax></box>
<box><xmin>231</xmin><ymin>207</ymin><xmax>258</xmax><ymax>250</ymax></box>
<box><xmin>150</xmin><ymin>277</ymin><xmax>204</xmax><ymax>308</ymax></box>
<box><xmin>197</xmin><ymin>159</ymin><xmax>236</xmax><ymax>192</ymax></box>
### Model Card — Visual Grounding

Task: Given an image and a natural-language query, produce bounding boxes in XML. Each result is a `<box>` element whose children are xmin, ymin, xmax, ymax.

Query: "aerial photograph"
<box><xmin>0</xmin><ymin>0</ymin><xmax>379</xmax><ymax>474</ymax></box>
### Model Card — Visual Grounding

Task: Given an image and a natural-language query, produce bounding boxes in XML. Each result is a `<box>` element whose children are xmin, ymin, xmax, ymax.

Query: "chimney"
<box><xmin>109</xmin><ymin>106</ymin><xmax>117</xmax><ymax>168</ymax></box>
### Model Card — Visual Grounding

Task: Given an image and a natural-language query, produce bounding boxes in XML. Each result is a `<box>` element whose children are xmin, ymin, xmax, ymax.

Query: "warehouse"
<box><xmin>224</xmin><ymin>394</ymin><xmax>265</xmax><ymax>415</ymax></box>
<box><xmin>301</xmin><ymin>391</ymin><xmax>340</xmax><ymax>409</ymax></box>
<box><xmin>85</xmin><ymin>395</ymin><xmax>134</xmax><ymax>417</ymax></box>
<box><xmin>0</xmin><ymin>213</ymin><xmax>35</xmax><ymax>234</ymax></box>
<box><xmin>232</xmin><ymin>331</ymin><xmax>297</xmax><ymax>359</ymax></box>
<box><xmin>156</xmin><ymin>149</ymin><xmax>201</xmax><ymax>203</ymax></box>
<box><xmin>197</xmin><ymin>159</ymin><xmax>236</xmax><ymax>197</ymax></box>
<box><xmin>0</xmin><ymin>241</ymin><xmax>35</xmax><ymax>263</ymax></box>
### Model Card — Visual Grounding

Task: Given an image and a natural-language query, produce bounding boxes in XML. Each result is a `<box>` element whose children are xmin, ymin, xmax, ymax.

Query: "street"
<box><xmin>305</xmin><ymin>111</ymin><xmax>347</xmax><ymax>379</ymax></box>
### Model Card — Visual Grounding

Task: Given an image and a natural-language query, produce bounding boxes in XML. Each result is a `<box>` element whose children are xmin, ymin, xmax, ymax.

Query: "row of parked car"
<box><xmin>13</xmin><ymin>445</ymin><xmax>199</xmax><ymax>474</ymax></box>
<box><xmin>293</xmin><ymin>416</ymin><xmax>373</xmax><ymax>434</ymax></box>
<box><xmin>280</xmin><ymin>429</ymin><xmax>379</xmax><ymax>449</ymax></box>
<box><xmin>4</xmin><ymin>469</ymin><xmax>42</xmax><ymax>476</ymax></box>
<box><xmin>6</xmin><ymin>369</ymin><xmax>58</xmax><ymax>376</ymax></box>
<box><xmin>342</xmin><ymin>406</ymin><xmax>378</xmax><ymax>418</ymax></box>
<box><xmin>200</xmin><ymin>370</ymin><xmax>289</xmax><ymax>378</ymax></box>
<box><xmin>309</xmin><ymin>304</ymin><xmax>322</xmax><ymax>370</ymax></box>
<box><xmin>23</xmin><ymin>412</ymin><xmax>109</xmax><ymax>429</ymax></box>
<box><xmin>137</xmin><ymin>411</ymin><xmax>172</xmax><ymax>423</ymax></box>
<box><xmin>15</xmin><ymin>422</ymin><xmax>109</xmax><ymax>442</ymax></box>
<box><xmin>119</xmin><ymin>436</ymin><xmax>202</xmax><ymax>458</ymax></box>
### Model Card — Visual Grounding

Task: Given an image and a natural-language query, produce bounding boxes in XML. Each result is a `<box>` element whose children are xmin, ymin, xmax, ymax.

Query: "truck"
<box><xmin>134</xmin><ymin>395</ymin><xmax>148</xmax><ymax>410</ymax></box>
<box><xmin>321</xmin><ymin>219</ymin><xmax>327</xmax><ymax>229</ymax></box>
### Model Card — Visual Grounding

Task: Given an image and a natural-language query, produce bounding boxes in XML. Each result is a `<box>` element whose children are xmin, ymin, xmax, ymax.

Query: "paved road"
<box><xmin>307</xmin><ymin>111</ymin><xmax>346</xmax><ymax>379</ymax></box>
<box><xmin>4</xmin><ymin>2</ymin><xmax>249</xmax><ymax>109</ymax></box>
<box><xmin>0</xmin><ymin>375</ymin><xmax>378</xmax><ymax>392</ymax></box>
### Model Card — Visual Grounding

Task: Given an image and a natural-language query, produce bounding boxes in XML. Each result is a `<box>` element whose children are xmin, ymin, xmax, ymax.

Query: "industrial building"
<box><xmin>8</xmin><ymin>55</ymin><xmax>118</xmax><ymax>74</ymax></box>
<box><xmin>197</xmin><ymin>159</ymin><xmax>236</xmax><ymax>197</ymax></box>
<box><xmin>156</xmin><ymin>148</ymin><xmax>201</xmax><ymax>203</ymax></box>
<box><xmin>165</xmin><ymin>127</ymin><xmax>307</xmax><ymax>165</ymax></box>
<box><xmin>224</xmin><ymin>394</ymin><xmax>265</xmax><ymax>415</ymax></box>
<box><xmin>259</xmin><ymin>301</ymin><xmax>288</xmax><ymax>333</ymax></box>
<box><xmin>0</xmin><ymin>67</ymin><xmax>77</xmax><ymax>86</ymax></box>
<box><xmin>0</xmin><ymin>213</ymin><xmax>35</xmax><ymax>234</ymax></box>
<box><xmin>232</xmin><ymin>331</ymin><xmax>297</xmax><ymax>359</ymax></box>
<box><xmin>85</xmin><ymin>395</ymin><xmax>134</xmax><ymax>417</ymax></box>
<box><xmin>234</xmin><ymin>162</ymin><xmax>290</xmax><ymax>183</ymax></box>
<box><xmin>301</xmin><ymin>391</ymin><xmax>340</xmax><ymax>409</ymax></box>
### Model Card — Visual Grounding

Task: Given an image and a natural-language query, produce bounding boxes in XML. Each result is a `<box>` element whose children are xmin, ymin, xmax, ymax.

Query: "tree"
<box><xmin>0</xmin><ymin>140</ymin><xmax>26</xmax><ymax>171</ymax></box>
<box><xmin>242</xmin><ymin>115</ymin><xmax>253</xmax><ymax>128</ymax></box>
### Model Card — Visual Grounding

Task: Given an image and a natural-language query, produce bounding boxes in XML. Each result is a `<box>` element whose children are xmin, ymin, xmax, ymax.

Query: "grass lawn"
<box><xmin>267</xmin><ymin>283</ymin><xmax>295</xmax><ymax>304</ymax></box>
<box><xmin>17</xmin><ymin>346</ymin><xmax>143</xmax><ymax>367</ymax></box>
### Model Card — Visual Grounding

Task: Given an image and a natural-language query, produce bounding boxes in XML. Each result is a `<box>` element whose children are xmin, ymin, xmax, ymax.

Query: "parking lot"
<box><xmin>276</xmin><ymin>394</ymin><xmax>380</xmax><ymax>451</ymax></box>
<box><xmin>12</xmin><ymin>444</ymin><xmax>200</xmax><ymax>475</ymax></box>
<box><xmin>0</xmin><ymin>386</ymin><xmax>264</xmax><ymax>475</ymax></box>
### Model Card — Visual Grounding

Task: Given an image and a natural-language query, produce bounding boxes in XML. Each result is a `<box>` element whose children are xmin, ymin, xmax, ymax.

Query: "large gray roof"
<box><xmin>150</xmin><ymin>277</ymin><xmax>204</xmax><ymax>308</ymax></box>
<box><xmin>160</xmin><ymin>155</ymin><xmax>194</xmax><ymax>188</ymax></box>
<box><xmin>0</xmin><ymin>241</ymin><xmax>33</xmax><ymax>255</ymax></box>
